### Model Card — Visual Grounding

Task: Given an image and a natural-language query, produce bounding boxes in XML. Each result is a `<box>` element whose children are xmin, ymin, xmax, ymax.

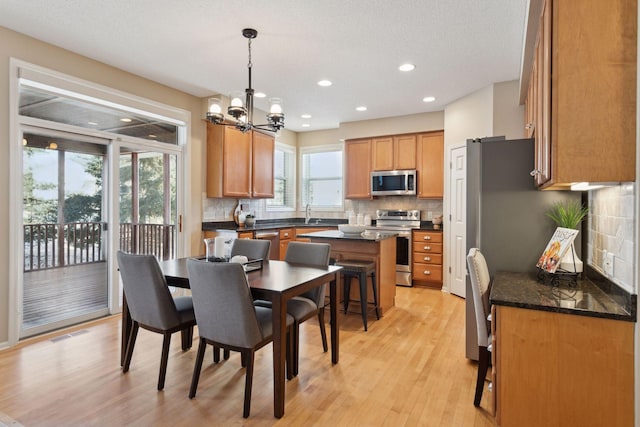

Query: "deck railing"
<box><xmin>24</xmin><ymin>222</ymin><xmax>175</xmax><ymax>272</ymax></box>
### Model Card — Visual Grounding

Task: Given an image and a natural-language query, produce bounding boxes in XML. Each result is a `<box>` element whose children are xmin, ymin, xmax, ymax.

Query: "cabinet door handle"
<box><xmin>424</xmin><ymin>256</ymin><xmax>431</xmax><ymax>262</ymax></box>
<box><xmin>423</xmin><ymin>270</ymin><xmax>431</xmax><ymax>275</ymax></box>
<box><xmin>423</xmin><ymin>246</ymin><xmax>431</xmax><ymax>250</ymax></box>
<box><xmin>530</xmin><ymin>169</ymin><xmax>541</xmax><ymax>177</ymax></box>
<box><xmin>283</xmin><ymin>232</ymin><xmax>289</xmax><ymax>237</ymax></box>
<box><xmin>423</xmin><ymin>236</ymin><xmax>431</xmax><ymax>240</ymax></box>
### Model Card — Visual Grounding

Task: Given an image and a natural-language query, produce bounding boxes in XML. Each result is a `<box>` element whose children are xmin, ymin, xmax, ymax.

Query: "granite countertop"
<box><xmin>490</xmin><ymin>271</ymin><xmax>635</xmax><ymax>322</ymax></box>
<box><xmin>202</xmin><ymin>219</ymin><xmax>443</xmax><ymax>232</ymax></box>
<box><xmin>296</xmin><ymin>229</ymin><xmax>397</xmax><ymax>242</ymax></box>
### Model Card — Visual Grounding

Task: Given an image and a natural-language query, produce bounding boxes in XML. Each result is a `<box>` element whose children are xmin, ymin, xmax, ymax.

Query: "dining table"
<box><xmin>119</xmin><ymin>257</ymin><xmax>342</xmax><ymax>418</ymax></box>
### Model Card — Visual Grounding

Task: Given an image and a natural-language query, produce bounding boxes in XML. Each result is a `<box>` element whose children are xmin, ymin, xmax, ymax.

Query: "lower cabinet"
<box><xmin>278</xmin><ymin>228</ymin><xmax>294</xmax><ymax>260</ymax></box>
<box><xmin>494</xmin><ymin>305</ymin><xmax>634</xmax><ymax>427</ymax></box>
<box><xmin>412</xmin><ymin>230</ymin><xmax>443</xmax><ymax>287</ymax></box>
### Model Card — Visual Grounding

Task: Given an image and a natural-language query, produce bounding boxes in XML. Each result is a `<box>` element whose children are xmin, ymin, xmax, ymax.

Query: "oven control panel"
<box><xmin>375</xmin><ymin>209</ymin><xmax>420</xmax><ymax>221</ymax></box>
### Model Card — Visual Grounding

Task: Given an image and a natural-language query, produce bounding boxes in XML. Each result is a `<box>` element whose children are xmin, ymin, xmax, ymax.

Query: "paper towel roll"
<box><xmin>214</xmin><ymin>236</ymin><xmax>226</xmax><ymax>258</ymax></box>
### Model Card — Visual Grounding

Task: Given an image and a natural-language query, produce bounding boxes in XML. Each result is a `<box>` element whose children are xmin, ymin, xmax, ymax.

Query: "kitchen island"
<box><xmin>296</xmin><ymin>230</ymin><xmax>397</xmax><ymax>315</ymax></box>
<box><xmin>489</xmin><ymin>271</ymin><xmax>634</xmax><ymax>426</ymax></box>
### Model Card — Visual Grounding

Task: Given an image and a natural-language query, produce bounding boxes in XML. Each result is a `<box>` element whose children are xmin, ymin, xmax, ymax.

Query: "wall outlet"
<box><xmin>427</xmin><ymin>211</ymin><xmax>433</xmax><ymax>220</ymax></box>
<box><xmin>603</xmin><ymin>251</ymin><xmax>615</xmax><ymax>276</ymax></box>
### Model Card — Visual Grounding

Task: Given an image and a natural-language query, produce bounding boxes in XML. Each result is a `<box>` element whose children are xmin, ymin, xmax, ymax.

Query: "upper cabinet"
<box><xmin>346</xmin><ymin>131</ymin><xmax>444</xmax><ymax>200</ymax></box>
<box><xmin>206</xmin><ymin>122</ymin><xmax>274</xmax><ymax>198</ymax></box>
<box><xmin>345</xmin><ymin>138</ymin><xmax>372</xmax><ymax>199</ymax></box>
<box><xmin>524</xmin><ymin>0</ymin><xmax>636</xmax><ymax>189</ymax></box>
<box><xmin>416</xmin><ymin>131</ymin><xmax>444</xmax><ymax>199</ymax></box>
<box><xmin>372</xmin><ymin>134</ymin><xmax>416</xmax><ymax>171</ymax></box>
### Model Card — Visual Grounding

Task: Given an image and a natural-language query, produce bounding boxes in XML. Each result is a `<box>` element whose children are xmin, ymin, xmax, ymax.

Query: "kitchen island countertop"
<box><xmin>296</xmin><ymin>229</ymin><xmax>397</xmax><ymax>242</ymax></box>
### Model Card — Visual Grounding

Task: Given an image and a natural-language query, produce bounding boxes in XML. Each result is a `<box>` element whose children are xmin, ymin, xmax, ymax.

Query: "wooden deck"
<box><xmin>23</xmin><ymin>262</ymin><xmax>108</xmax><ymax>330</ymax></box>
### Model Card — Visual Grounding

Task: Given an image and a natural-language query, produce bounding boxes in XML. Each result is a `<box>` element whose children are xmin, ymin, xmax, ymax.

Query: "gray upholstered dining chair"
<box><xmin>230</xmin><ymin>238</ymin><xmax>271</xmax><ymax>261</ymax></box>
<box><xmin>466</xmin><ymin>247</ymin><xmax>493</xmax><ymax>407</ymax></box>
<box><xmin>269</xmin><ymin>241</ymin><xmax>331</xmax><ymax>377</ymax></box>
<box><xmin>217</xmin><ymin>238</ymin><xmax>273</xmax><ymax>361</ymax></box>
<box><xmin>186</xmin><ymin>259</ymin><xmax>294</xmax><ymax>418</ymax></box>
<box><xmin>116</xmin><ymin>250</ymin><xmax>196</xmax><ymax>391</ymax></box>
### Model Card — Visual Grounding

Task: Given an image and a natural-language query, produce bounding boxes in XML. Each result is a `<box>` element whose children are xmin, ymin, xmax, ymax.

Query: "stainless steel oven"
<box><xmin>368</xmin><ymin>209</ymin><xmax>421</xmax><ymax>286</ymax></box>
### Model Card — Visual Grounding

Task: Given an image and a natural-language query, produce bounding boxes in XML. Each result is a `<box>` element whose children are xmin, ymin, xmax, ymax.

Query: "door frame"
<box><xmin>7</xmin><ymin>59</ymin><xmax>189</xmax><ymax>346</ymax></box>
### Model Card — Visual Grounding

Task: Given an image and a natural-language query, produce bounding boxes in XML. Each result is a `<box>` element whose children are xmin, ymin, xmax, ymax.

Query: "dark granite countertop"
<box><xmin>490</xmin><ymin>271</ymin><xmax>635</xmax><ymax>322</ymax></box>
<box><xmin>203</xmin><ymin>219</ymin><xmax>443</xmax><ymax>232</ymax></box>
<box><xmin>296</xmin><ymin>229</ymin><xmax>397</xmax><ymax>242</ymax></box>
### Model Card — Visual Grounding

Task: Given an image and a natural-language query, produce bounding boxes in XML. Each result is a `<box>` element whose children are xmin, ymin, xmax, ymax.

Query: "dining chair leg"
<box><xmin>223</xmin><ymin>349</ymin><xmax>231</xmax><ymax>360</ymax></box>
<box><xmin>158</xmin><ymin>332</ymin><xmax>172</xmax><ymax>390</ymax></box>
<box><xmin>189</xmin><ymin>338</ymin><xmax>207</xmax><ymax>399</ymax></box>
<box><xmin>474</xmin><ymin>346</ymin><xmax>490</xmax><ymax>406</ymax></box>
<box><xmin>292</xmin><ymin>322</ymin><xmax>301</xmax><ymax>376</ymax></box>
<box><xmin>318</xmin><ymin>309</ymin><xmax>328</xmax><ymax>352</ymax></box>
<box><xmin>286</xmin><ymin>326</ymin><xmax>294</xmax><ymax>380</ymax></box>
<box><xmin>123</xmin><ymin>321</ymin><xmax>139</xmax><ymax>373</ymax></box>
<box><xmin>243</xmin><ymin>350</ymin><xmax>255</xmax><ymax>418</ymax></box>
<box><xmin>181</xmin><ymin>326</ymin><xmax>193</xmax><ymax>350</ymax></box>
<box><xmin>213</xmin><ymin>346</ymin><xmax>220</xmax><ymax>363</ymax></box>
<box><xmin>370</xmin><ymin>272</ymin><xmax>380</xmax><ymax>320</ymax></box>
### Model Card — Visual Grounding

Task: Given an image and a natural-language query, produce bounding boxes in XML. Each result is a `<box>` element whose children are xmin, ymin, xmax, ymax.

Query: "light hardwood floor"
<box><xmin>0</xmin><ymin>286</ymin><xmax>496</xmax><ymax>426</ymax></box>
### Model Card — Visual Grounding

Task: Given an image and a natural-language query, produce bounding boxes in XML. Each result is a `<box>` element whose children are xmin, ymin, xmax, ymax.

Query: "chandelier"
<box><xmin>206</xmin><ymin>28</ymin><xmax>285</xmax><ymax>133</ymax></box>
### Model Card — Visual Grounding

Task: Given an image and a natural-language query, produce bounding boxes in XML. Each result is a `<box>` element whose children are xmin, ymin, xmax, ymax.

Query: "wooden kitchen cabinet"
<box><xmin>206</xmin><ymin>122</ymin><xmax>275</xmax><ymax>198</ymax></box>
<box><xmin>278</xmin><ymin>228</ymin><xmax>294</xmax><ymax>260</ymax></box>
<box><xmin>371</xmin><ymin>134</ymin><xmax>416</xmax><ymax>171</ymax></box>
<box><xmin>344</xmin><ymin>138</ymin><xmax>372</xmax><ymax>199</ymax></box>
<box><xmin>494</xmin><ymin>305</ymin><xmax>634</xmax><ymax>426</ymax></box>
<box><xmin>524</xmin><ymin>0</ymin><xmax>636</xmax><ymax>189</ymax></box>
<box><xmin>416</xmin><ymin>131</ymin><xmax>444</xmax><ymax>198</ymax></box>
<box><xmin>412</xmin><ymin>230</ymin><xmax>442</xmax><ymax>287</ymax></box>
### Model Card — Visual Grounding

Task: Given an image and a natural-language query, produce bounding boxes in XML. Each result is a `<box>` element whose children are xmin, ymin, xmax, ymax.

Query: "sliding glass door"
<box><xmin>21</xmin><ymin>129</ymin><xmax>110</xmax><ymax>337</ymax></box>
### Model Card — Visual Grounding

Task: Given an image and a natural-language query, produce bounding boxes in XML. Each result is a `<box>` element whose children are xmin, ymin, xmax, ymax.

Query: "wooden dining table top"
<box><xmin>154</xmin><ymin>256</ymin><xmax>342</xmax><ymax>418</ymax></box>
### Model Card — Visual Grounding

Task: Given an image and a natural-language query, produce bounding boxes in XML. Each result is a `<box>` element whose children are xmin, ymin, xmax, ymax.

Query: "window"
<box><xmin>300</xmin><ymin>144</ymin><xmax>343</xmax><ymax>209</ymax></box>
<box><xmin>266</xmin><ymin>143</ymin><xmax>295</xmax><ymax>211</ymax></box>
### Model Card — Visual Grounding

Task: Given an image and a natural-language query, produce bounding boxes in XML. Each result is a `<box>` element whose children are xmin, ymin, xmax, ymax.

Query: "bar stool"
<box><xmin>336</xmin><ymin>259</ymin><xmax>380</xmax><ymax>331</ymax></box>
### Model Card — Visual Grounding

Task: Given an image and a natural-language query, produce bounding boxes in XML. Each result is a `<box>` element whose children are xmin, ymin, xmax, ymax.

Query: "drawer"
<box><xmin>279</xmin><ymin>228</ymin><xmax>294</xmax><ymax>240</ymax></box>
<box><xmin>414</xmin><ymin>253</ymin><xmax>442</xmax><ymax>265</ymax></box>
<box><xmin>413</xmin><ymin>231</ymin><xmax>442</xmax><ymax>243</ymax></box>
<box><xmin>412</xmin><ymin>263</ymin><xmax>442</xmax><ymax>282</ymax></box>
<box><xmin>413</xmin><ymin>242</ymin><xmax>442</xmax><ymax>254</ymax></box>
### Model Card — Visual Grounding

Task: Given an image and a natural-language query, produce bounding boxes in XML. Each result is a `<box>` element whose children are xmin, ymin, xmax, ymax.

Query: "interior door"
<box><xmin>448</xmin><ymin>145</ymin><xmax>466</xmax><ymax>297</ymax></box>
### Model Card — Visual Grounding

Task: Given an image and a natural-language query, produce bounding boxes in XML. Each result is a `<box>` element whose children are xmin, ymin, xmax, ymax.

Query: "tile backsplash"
<box><xmin>202</xmin><ymin>194</ymin><xmax>443</xmax><ymax>222</ymax></box>
<box><xmin>587</xmin><ymin>184</ymin><xmax>635</xmax><ymax>293</ymax></box>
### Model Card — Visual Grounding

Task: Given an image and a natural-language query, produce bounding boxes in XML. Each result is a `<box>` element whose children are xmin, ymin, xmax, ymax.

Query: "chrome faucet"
<box><xmin>305</xmin><ymin>204</ymin><xmax>311</xmax><ymax>224</ymax></box>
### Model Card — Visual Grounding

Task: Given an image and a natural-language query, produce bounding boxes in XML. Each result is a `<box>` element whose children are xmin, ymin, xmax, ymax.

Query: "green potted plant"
<box><xmin>546</xmin><ymin>200</ymin><xmax>589</xmax><ymax>230</ymax></box>
<box><xmin>546</xmin><ymin>200</ymin><xmax>588</xmax><ymax>272</ymax></box>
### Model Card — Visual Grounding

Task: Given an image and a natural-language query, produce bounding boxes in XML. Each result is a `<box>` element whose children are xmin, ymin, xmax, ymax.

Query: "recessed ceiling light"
<box><xmin>398</xmin><ymin>63</ymin><xmax>415</xmax><ymax>72</ymax></box>
<box><xmin>356</xmin><ymin>106</ymin><xmax>367</xmax><ymax>112</ymax></box>
<box><xmin>88</xmin><ymin>121</ymin><xmax>98</xmax><ymax>126</ymax></box>
<box><xmin>302</xmin><ymin>123</ymin><xmax>311</xmax><ymax>128</ymax></box>
<box><xmin>423</xmin><ymin>96</ymin><xmax>436</xmax><ymax>103</ymax></box>
<box><xmin>254</xmin><ymin>92</ymin><xmax>266</xmax><ymax>98</ymax></box>
<box><xmin>120</xmin><ymin>118</ymin><xmax>133</xmax><ymax>123</ymax></box>
<box><xmin>317</xmin><ymin>80</ymin><xmax>332</xmax><ymax>87</ymax></box>
<box><xmin>301</xmin><ymin>114</ymin><xmax>312</xmax><ymax>119</ymax></box>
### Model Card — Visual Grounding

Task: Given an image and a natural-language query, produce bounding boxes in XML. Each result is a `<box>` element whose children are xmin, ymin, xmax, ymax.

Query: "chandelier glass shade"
<box><xmin>206</xmin><ymin>28</ymin><xmax>285</xmax><ymax>133</ymax></box>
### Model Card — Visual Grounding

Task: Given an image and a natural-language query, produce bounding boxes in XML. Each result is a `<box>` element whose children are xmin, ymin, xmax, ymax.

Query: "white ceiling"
<box><xmin>0</xmin><ymin>0</ymin><xmax>528</xmax><ymax>133</ymax></box>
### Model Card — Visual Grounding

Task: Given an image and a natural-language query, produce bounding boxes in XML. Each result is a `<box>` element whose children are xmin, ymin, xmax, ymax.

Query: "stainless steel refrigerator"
<box><xmin>465</xmin><ymin>137</ymin><xmax>581</xmax><ymax>360</ymax></box>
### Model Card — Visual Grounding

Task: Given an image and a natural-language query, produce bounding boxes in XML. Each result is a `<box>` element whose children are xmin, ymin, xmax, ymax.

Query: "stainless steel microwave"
<box><xmin>371</xmin><ymin>170</ymin><xmax>417</xmax><ymax>196</ymax></box>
